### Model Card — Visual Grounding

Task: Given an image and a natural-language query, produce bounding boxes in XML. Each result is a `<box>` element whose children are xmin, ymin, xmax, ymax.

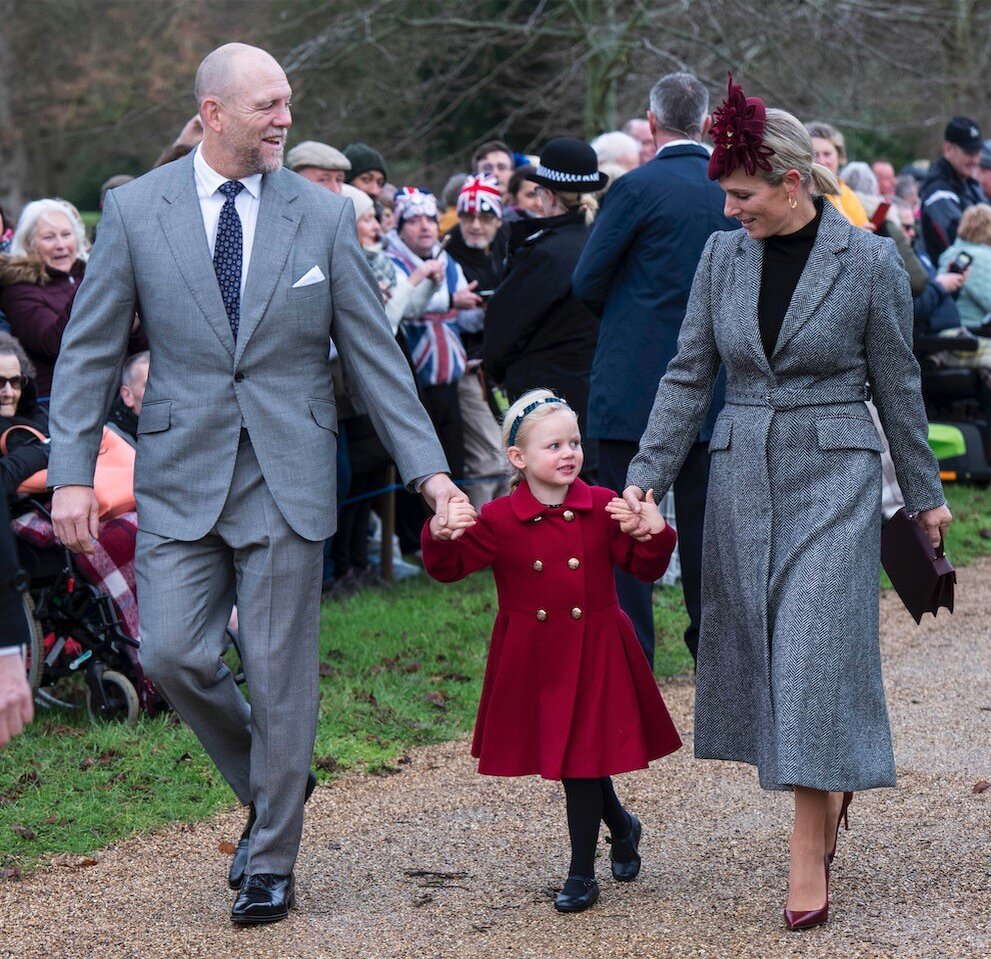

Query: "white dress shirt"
<box><xmin>193</xmin><ymin>147</ymin><xmax>262</xmax><ymax>295</ymax></box>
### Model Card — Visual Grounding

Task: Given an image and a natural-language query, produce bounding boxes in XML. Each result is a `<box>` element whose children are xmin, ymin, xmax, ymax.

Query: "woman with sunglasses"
<box><xmin>0</xmin><ymin>333</ymin><xmax>49</xmax><ymax>498</ymax></box>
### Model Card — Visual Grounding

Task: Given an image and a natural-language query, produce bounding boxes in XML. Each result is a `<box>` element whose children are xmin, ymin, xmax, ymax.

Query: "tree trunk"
<box><xmin>0</xmin><ymin>0</ymin><xmax>28</xmax><ymax>219</ymax></box>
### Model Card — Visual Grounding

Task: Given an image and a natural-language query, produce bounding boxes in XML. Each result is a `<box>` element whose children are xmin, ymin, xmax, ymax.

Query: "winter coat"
<box><xmin>937</xmin><ymin>238</ymin><xmax>991</xmax><ymax>329</ymax></box>
<box><xmin>483</xmin><ymin>210</ymin><xmax>599</xmax><ymax>434</ymax></box>
<box><xmin>445</xmin><ymin>224</ymin><xmax>508</xmax><ymax>361</ymax></box>
<box><xmin>0</xmin><ymin>379</ymin><xmax>50</xmax><ymax>498</ymax></box>
<box><xmin>572</xmin><ymin>143</ymin><xmax>737</xmax><ymax>443</ymax></box>
<box><xmin>0</xmin><ymin>256</ymin><xmax>84</xmax><ymax>396</ymax></box>
<box><xmin>627</xmin><ymin>201</ymin><xmax>944</xmax><ymax>792</ymax></box>
<box><xmin>421</xmin><ymin>478</ymin><xmax>682</xmax><ymax>780</ymax></box>
<box><xmin>920</xmin><ymin>156</ymin><xmax>986</xmax><ymax>262</ymax></box>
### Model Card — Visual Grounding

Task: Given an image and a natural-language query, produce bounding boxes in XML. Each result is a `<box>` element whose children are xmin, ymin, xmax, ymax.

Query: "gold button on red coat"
<box><xmin>571</xmin><ymin>607</ymin><xmax>583</xmax><ymax>620</ymax></box>
<box><xmin>533</xmin><ymin>516</ymin><xmax>542</xmax><ymax>523</ymax></box>
<box><xmin>536</xmin><ymin>609</ymin><xmax>548</xmax><ymax>621</ymax></box>
<box><xmin>533</xmin><ymin>560</ymin><xmax>543</xmax><ymax>572</ymax></box>
<box><xmin>563</xmin><ymin>510</ymin><xmax>575</xmax><ymax>521</ymax></box>
<box><xmin>568</xmin><ymin>558</ymin><xmax>580</xmax><ymax>570</ymax></box>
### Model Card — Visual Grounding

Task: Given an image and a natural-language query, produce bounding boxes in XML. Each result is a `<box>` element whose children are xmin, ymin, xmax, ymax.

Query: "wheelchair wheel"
<box><xmin>20</xmin><ymin>594</ymin><xmax>45</xmax><ymax>694</ymax></box>
<box><xmin>85</xmin><ymin>669</ymin><xmax>140</xmax><ymax>725</ymax></box>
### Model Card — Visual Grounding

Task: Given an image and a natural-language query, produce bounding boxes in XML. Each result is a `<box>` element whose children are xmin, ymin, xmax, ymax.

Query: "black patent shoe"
<box><xmin>228</xmin><ymin>772</ymin><xmax>317</xmax><ymax>890</ymax></box>
<box><xmin>554</xmin><ymin>875</ymin><xmax>600</xmax><ymax>913</ymax></box>
<box><xmin>607</xmin><ymin>813</ymin><xmax>642</xmax><ymax>882</ymax></box>
<box><xmin>231</xmin><ymin>873</ymin><xmax>295</xmax><ymax>925</ymax></box>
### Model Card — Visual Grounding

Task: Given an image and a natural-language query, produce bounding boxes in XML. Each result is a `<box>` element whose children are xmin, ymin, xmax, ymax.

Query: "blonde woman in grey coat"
<box><xmin>615</xmin><ymin>77</ymin><xmax>951</xmax><ymax>931</ymax></box>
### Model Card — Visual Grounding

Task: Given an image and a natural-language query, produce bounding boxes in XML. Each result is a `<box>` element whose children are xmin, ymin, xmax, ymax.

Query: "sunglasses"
<box><xmin>0</xmin><ymin>375</ymin><xmax>27</xmax><ymax>389</ymax></box>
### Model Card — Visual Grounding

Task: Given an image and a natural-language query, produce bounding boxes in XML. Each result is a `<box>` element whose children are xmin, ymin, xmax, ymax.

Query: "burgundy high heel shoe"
<box><xmin>784</xmin><ymin>854</ymin><xmax>830</xmax><ymax>932</ymax></box>
<box><xmin>827</xmin><ymin>791</ymin><xmax>854</xmax><ymax>864</ymax></box>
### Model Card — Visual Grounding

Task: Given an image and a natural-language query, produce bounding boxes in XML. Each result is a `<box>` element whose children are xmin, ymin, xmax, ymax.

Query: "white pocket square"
<box><xmin>292</xmin><ymin>266</ymin><xmax>326</xmax><ymax>288</ymax></box>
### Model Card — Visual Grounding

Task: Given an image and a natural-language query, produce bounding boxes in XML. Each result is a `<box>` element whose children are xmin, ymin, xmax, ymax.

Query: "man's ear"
<box><xmin>701</xmin><ymin>114</ymin><xmax>712</xmax><ymax>139</ymax></box>
<box><xmin>200</xmin><ymin>99</ymin><xmax>223</xmax><ymax>134</ymax></box>
<box><xmin>647</xmin><ymin>111</ymin><xmax>658</xmax><ymax>141</ymax></box>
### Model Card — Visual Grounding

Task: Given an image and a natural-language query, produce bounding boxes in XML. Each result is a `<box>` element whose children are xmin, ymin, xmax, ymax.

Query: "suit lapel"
<box><xmin>157</xmin><ymin>157</ymin><xmax>235</xmax><ymax>359</ymax></box>
<box><xmin>235</xmin><ymin>171</ymin><xmax>301</xmax><ymax>364</ymax></box>
<box><xmin>771</xmin><ymin>203</ymin><xmax>849</xmax><ymax>361</ymax></box>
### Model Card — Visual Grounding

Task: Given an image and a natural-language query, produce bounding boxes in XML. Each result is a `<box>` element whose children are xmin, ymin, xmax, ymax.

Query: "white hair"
<box><xmin>591</xmin><ymin>131</ymin><xmax>639</xmax><ymax>170</ymax></box>
<box><xmin>11</xmin><ymin>198</ymin><xmax>89</xmax><ymax>262</ymax></box>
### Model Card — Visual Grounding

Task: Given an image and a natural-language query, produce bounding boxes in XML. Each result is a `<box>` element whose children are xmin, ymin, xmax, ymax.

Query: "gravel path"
<box><xmin>2</xmin><ymin>558</ymin><xmax>989</xmax><ymax>959</ymax></box>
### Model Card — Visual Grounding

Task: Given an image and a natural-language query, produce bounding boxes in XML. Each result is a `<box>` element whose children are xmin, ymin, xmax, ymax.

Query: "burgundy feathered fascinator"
<box><xmin>707</xmin><ymin>72</ymin><xmax>775</xmax><ymax>180</ymax></box>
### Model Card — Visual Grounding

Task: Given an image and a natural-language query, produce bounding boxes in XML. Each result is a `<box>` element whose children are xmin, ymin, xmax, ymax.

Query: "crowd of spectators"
<box><xmin>2</xmin><ymin>90</ymin><xmax>991</xmax><ymax>605</ymax></box>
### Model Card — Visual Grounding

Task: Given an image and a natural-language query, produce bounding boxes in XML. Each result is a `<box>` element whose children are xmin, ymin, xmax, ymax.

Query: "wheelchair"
<box><xmin>13</xmin><ymin>497</ymin><xmax>156</xmax><ymax>724</ymax></box>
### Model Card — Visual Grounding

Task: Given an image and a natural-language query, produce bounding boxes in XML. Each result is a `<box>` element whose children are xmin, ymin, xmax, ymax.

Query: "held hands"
<box><xmin>429</xmin><ymin>498</ymin><xmax>477</xmax><ymax>540</ymax></box>
<box><xmin>421</xmin><ymin>473</ymin><xmax>474</xmax><ymax>541</ymax></box>
<box><xmin>915</xmin><ymin>504</ymin><xmax>953</xmax><ymax>549</ymax></box>
<box><xmin>52</xmin><ymin>485</ymin><xmax>99</xmax><ymax>554</ymax></box>
<box><xmin>607</xmin><ymin>488</ymin><xmax>666</xmax><ymax>541</ymax></box>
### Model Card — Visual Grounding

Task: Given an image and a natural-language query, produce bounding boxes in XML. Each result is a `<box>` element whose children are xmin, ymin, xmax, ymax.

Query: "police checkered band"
<box><xmin>534</xmin><ymin>164</ymin><xmax>601</xmax><ymax>184</ymax></box>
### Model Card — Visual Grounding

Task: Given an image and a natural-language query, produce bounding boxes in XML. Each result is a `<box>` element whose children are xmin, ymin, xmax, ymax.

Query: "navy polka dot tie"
<box><xmin>213</xmin><ymin>180</ymin><xmax>244</xmax><ymax>340</ymax></box>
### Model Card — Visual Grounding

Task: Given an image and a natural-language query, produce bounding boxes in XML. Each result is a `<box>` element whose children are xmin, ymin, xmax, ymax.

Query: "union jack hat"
<box><xmin>456</xmin><ymin>174</ymin><xmax>503</xmax><ymax>219</ymax></box>
<box><xmin>393</xmin><ymin>186</ymin><xmax>439</xmax><ymax>226</ymax></box>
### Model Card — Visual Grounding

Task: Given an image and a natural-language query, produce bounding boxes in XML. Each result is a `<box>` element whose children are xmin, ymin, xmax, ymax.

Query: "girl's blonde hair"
<box><xmin>758</xmin><ymin>110</ymin><xmax>841</xmax><ymax>198</ymax></box>
<box><xmin>501</xmin><ymin>388</ymin><xmax>578</xmax><ymax>489</ymax></box>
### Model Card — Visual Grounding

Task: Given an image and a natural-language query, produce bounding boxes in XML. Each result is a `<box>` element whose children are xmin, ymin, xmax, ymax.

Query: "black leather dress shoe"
<box><xmin>554</xmin><ymin>875</ymin><xmax>600</xmax><ymax>913</ymax></box>
<box><xmin>607</xmin><ymin>813</ymin><xmax>642</xmax><ymax>882</ymax></box>
<box><xmin>231</xmin><ymin>873</ymin><xmax>295</xmax><ymax>925</ymax></box>
<box><xmin>228</xmin><ymin>772</ymin><xmax>317</xmax><ymax>890</ymax></box>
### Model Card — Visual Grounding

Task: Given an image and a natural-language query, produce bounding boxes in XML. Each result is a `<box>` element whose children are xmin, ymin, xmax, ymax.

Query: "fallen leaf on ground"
<box><xmin>1</xmin><ymin>867</ymin><xmax>21</xmax><ymax>880</ymax></box>
<box><xmin>218</xmin><ymin>840</ymin><xmax>237</xmax><ymax>855</ymax></box>
<box><xmin>315</xmin><ymin>755</ymin><xmax>339</xmax><ymax>772</ymax></box>
<box><xmin>318</xmin><ymin>661</ymin><xmax>336</xmax><ymax>677</ymax></box>
<box><xmin>425</xmin><ymin>690</ymin><xmax>447</xmax><ymax>709</ymax></box>
<box><xmin>11</xmin><ymin>824</ymin><xmax>36</xmax><ymax>841</ymax></box>
<box><xmin>973</xmin><ymin>780</ymin><xmax>990</xmax><ymax>794</ymax></box>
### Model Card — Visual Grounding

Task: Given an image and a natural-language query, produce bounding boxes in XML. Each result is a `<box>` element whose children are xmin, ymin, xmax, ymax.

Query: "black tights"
<box><xmin>561</xmin><ymin>777</ymin><xmax>631</xmax><ymax>878</ymax></box>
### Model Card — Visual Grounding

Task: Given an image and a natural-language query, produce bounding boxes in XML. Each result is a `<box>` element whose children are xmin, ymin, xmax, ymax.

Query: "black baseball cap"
<box><xmin>945</xmin><ymin>116</ymin><xmax>983</xmax><ymax>154</ymax></box>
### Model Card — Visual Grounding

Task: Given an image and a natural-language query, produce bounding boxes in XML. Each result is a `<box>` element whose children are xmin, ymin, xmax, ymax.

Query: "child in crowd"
<box><xmin>421</xmin><ymin>388</ymin><xmax>682</xmax><ymax>914</ymax></box>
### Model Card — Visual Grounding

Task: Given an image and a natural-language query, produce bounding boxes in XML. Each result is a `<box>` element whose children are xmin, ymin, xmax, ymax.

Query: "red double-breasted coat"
<box><xmin>421</xmin><ymin>479</ymin><xmax>682</xmax><ymax>780</ymax></box>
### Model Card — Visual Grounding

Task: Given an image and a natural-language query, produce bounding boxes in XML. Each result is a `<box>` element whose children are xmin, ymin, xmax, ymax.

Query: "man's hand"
<box><xmin>935</xmin><ymin>270</ymin><xmax>967</xmax><ymax>294</ymax></box>
<box><xmin>52</xmin><ymin>485</ymin><xmax>99</xmax><ymax>554</ymax></box>
<box><xmin>430</xmin><ymin>499</ymin><xmax>476</xmax><ymax>540</ymax></box>
<box><xmin>451</xmin><ymin>281</ymin><xmax>482</xmax><ymax>310</ymax></box>
<box><xmin>409</xmin><ymin>259</ymin><xmax>444</xmax><ymax>286</ymax></box>
<box><xmin>421</xmin><ymin>473</ymin><xmax>471</xmax><ymax>541</ymax></box>
<box><xmin>0</xmin><ymin>654</ymin><xmax>33</xmax><ymax>748</ymax></box>
<box><xmin>916</xmin><ymin>504</ymin><xmax>953</xmax><ymax>549</ymax></box>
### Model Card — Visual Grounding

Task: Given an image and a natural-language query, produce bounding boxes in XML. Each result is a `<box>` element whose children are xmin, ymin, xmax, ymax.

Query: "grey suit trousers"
<box><xmin>136</xmin><ymin>434</ymin><xmax>323</xmax><ymax>875</ymax></box>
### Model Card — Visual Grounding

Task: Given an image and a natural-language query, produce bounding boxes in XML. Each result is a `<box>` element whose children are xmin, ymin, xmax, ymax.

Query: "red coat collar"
<box><xmin>509</xmin><ymin>478</ymin><xmax>594</xmax><ymax>522</ymax></box>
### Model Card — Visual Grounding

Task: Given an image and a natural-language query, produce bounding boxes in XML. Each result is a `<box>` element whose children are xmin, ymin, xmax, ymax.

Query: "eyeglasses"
<box><xmin>459</xmin><ymin>212</ymin><xmax>498</xmax><ymax>223</ymax></box>
<box><xmin>0</xmin><ymin>375</ymin><xmax>26</xmax><ymax>389</ymax></box>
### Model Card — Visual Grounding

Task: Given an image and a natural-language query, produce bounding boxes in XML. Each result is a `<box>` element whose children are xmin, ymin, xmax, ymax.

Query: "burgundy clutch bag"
<box><xmin>880</xmin><ymin>508</ymin><xmax>956</xmax><ymax>624</ymax></box>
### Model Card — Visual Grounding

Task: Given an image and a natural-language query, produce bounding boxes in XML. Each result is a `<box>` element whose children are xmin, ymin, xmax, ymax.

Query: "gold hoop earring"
<box><xmin>788</xmin><ymin>195</ymin><xmax>798</xmax><ymax>209</ymax></box>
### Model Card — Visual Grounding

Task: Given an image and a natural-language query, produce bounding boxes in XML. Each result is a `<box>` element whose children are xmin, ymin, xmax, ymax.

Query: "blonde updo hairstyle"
<box><xmin>759</xmin><ymin>110</ymin><xmax>841</xmax><ymax>198</ymax></box>
<box><xmin>547</xmin><ymin>189</ymin><xmax>599</xmax><ymax>227</ymax></box>
<box><xmin>501</xmin><ymin>388</ymin><xmax>578</xmax><ymax>489</ymax></box>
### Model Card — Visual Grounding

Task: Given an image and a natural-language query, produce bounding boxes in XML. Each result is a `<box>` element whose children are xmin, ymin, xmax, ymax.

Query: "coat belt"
<box><xmin>725</xmin><ymin>385</ymin><xmax>870</xmax><ymax>411</ymax></box>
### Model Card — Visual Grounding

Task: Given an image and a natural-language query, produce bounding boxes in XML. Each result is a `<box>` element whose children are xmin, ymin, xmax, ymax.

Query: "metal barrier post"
<box><xmin>380</xmin><ymin>466</ymin><xmax>396</xmax><ymax>582</ymax></box>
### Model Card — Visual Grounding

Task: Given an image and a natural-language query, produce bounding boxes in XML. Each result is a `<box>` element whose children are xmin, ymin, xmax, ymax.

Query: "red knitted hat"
<box><xmin>456</xmin><ymin>174</ymin><xmax>503</xmax><ymax>218</ymax></box>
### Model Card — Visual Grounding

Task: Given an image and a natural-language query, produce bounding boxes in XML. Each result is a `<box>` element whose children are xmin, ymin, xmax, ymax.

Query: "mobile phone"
<box><xmin>869</xmin><ymin>201</ymin><xmax>891</xmax><ymax>230</ymax></box>
<box><xmin>949</xmin><ymin>251</ymin><xmax>973</xmax><ymax>274</ymax></box>
<box><xmin>477</xmin><ymin>289</ymin><xmax>495</xmax><ymax>301</ymax></box>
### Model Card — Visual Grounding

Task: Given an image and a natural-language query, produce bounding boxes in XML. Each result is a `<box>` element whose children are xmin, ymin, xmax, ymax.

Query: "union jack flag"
<box><xmin>403</xmin><ymin>311</ymin><xmax>467</xmax><ymax>386</ymax></box>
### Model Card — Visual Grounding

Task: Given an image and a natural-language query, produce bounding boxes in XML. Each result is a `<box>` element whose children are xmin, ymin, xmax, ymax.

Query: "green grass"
<box><xmin>0</xmin><ymin>484</ymin><xmax>986</xmax><ymax>870</ymax></box>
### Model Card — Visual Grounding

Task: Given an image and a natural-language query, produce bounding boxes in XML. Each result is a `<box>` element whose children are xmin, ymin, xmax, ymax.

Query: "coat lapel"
<box><xmin>158</xmin><ymin>156</ymin><xmax>235</xmax><ymax>359</ymax></box>
<box><xmin>235</xmin><ymin>170</ymin><xmax>301</xmax><ymax>364</ymax></box>
<box><xmin>771</xmin><ymin>203</ymin><xmax>849</xmax><ymax>361</ymax></box>
<box><xmin>735</xmin><ymin>233</ymin><xmax>773</xmax><ymax>376</ymax></box>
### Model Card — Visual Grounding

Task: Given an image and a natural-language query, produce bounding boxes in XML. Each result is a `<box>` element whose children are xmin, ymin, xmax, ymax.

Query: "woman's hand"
<box><xmin>935</xmin><ymin>270</ymin><xmax>967</xmax><ymax>294</ymax></box>
<box><xmin>608</xmin><ymin>486</ymin><xmax>663</xmax><ymax>540</ymax></box>
<box><xmin>429</xmin><ymin>499</ymin><xmax>476</xmax><ymax>541</ymax></box>
<box><xmin>916</xmin><ymin>504</ymin><xmax>952</xmax><ymax>549</ymax></box>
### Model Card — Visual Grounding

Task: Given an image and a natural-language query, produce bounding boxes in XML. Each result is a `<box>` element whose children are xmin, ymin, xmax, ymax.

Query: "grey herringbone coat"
<box><xmin>628</xmin><ymin>202</ymin><xmax>945</xmax><ymax>791</ymax></box>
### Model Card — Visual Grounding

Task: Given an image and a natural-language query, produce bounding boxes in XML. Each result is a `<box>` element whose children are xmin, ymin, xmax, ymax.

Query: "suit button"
<box><xmin>533</xmin><ymin>560</ymin><xmax>543</xmax><ymax>572</ymax></box>
<box><xmin>536</xmin><ymin>609</ymin><xmax>547</xmax><ymax>621</ymax></box>
<box><xmin>234</xmin><ymin>372</ymin><xmax>245</xmax><ymax>383</ymax></box>
<box><xmin>563</xmin><ymin>510</ymin><xmax>575</xmax><ymax>521</ymax></box>
<box><xmin>568</xmin><ymin>558</ymin><xmax>580</xmax><ymax>570</ymax></box>
<box><xmin>571</xmin><ymin>607</ymin><xmax>582</xmax><ymax>620</ymax></box>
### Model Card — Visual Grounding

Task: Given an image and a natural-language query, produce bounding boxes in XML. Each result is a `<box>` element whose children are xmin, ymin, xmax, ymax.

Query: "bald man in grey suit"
<box><xmin>48</xmin><ymin>43</ymin><xmax>463</xmax><ymax>925</ymax></box>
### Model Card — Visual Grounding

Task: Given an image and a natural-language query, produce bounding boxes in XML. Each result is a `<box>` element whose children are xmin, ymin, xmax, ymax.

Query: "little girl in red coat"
<box><xmin>422</xmin><ymin>388</ymin><xmax>682</xmax><ymax>914</ymax></box>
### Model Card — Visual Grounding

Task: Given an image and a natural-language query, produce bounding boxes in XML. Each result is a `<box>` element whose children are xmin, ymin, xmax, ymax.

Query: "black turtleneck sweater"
<box><xmin>757</xmin><ymin>197</ymin><xmax>824</xmax><ymax>359</ymax></box>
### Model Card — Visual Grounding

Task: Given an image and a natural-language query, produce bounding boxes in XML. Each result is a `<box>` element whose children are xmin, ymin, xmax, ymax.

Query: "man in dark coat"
<box><xmin>920</xmin><ymin>116</ymin><xmax>986</xmax><ymax>263</ymax></box>
<box><xmin>572</xmin><ymin>72</ymin><xmax>737</xmax><ymax>665</ymax></box>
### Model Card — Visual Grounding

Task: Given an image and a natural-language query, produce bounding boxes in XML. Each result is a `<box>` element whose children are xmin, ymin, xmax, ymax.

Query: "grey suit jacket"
<box><xmin>48</xmin><ymin>153</ymin><xmax>447</xmax><ymax>541</ymax></box>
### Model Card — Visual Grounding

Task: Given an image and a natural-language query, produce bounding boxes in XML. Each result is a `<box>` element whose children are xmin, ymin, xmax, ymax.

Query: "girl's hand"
<box><xmin>430</xmin><ymin>499</ymin><xmax>477</xmax><ymax>540</ymax></box>
<box><xmin>606</xmin><ymin>489</ymin><xmax>665</xmax><ymax>541</ymax></box>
